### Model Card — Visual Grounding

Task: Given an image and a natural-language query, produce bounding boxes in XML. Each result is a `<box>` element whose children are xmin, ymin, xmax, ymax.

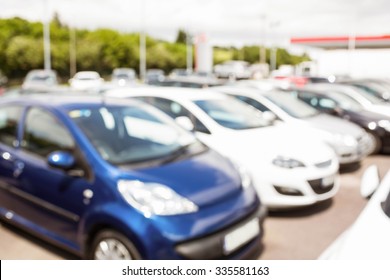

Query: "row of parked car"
<box><xmin>19</xmin><ymin>68</ymin><xmax>225</xmax><ymax>93</ymax></box>
<box><xmin>0</xmin><ymin>70</ymin><xmax>389</xmax><ymax>260</ymax></box>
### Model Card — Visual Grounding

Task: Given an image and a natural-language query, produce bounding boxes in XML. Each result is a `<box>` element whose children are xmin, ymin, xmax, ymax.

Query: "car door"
<box><xmin>0</xmin><ymin>105</ymin><xmax>25</xmax><ymax>213</ymax></box>
<box><xmin>13</xmin><ymin>106</ymin><xmax>93</xmax><ymax>246</ymax></box>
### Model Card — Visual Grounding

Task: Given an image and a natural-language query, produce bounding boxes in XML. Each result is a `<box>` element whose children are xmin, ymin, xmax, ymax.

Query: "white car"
<box><xmin>214</xmin><ymin>60</ymin><xmax>251</xmax><ymax>80</ymax></box>
<box><xmin>305</xmin><ymin>83</ymin><xmax>390</xmax><ymax>118</ymax></box>
<box><xmin>111</xmin><ymin>68</ymin><xmax>137</xmax><ymax>86</ymax></box>
<box><xmin>22</xmin><ymin>69</ymin><xmax>58</xmax><ymax>90</ymax></box>
<box><xmin>214</xmin><ymin>86</ymin><xmax>373</xmax><ymax>165</ymax></box>
<box><xmin>319</xmin><ymin>165</ymin><xmax>390</xmax><ymax>259</ymax></box>
<box><xmin>69</xmin><ymin>71</ymin><xmax>104</xmax><ymax>91</ymax></box>
<box><xmin>107</xmin><ymin>87</ymin><xmax>340</xmax><ymax>209</ymax></box>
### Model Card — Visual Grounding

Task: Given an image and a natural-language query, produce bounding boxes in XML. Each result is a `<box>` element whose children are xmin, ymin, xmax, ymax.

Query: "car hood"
<box><xmin>319</xmin><ymin>170</ymin><xmax>390</xmax><ymax>260</ymax></box>
<box><xmin>369</xmin><ymin>104</ymin><xmax>390</xmax><ymax>118</ymax></box>
<box><xmin>305</xmin><ymin>114</ymin><xmax>364</xmax><ymax>138</ymax></box>
<box><xmin>345</xmin><ymin>109</ymin><xmax>390</xmax><ymax>125</ymax></box>
<box><xmin>201</xmin><ymin>124</ymin><xmax>335</xmax><ymax>166</ymax></box>
<box><xmin>118</xmin><ymin>149</ymin><xmax>245</xmax><ymax>208</ymax></box>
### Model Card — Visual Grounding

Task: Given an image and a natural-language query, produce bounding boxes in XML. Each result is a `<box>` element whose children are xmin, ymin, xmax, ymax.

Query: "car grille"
<box><xmin>308</xmin><ymin>179</ymin><xmax>334</xmax><ymax>194</ymax></box>
<box><xmin>315</xmin><ymin>159</ymin><xmax>332</xmax><ymax>168</ymax></box>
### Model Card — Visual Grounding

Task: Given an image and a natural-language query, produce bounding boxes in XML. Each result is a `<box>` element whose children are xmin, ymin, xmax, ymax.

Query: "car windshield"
<box><xmin>26</xmin><ymin>71</ymin><xmax>57</xmax><ymax>84</ymax></box>
<box><xmin>326</xmin><ymin>90</ymin><xmax>364</xmax><ymax>111</ymax></box>
<box><xmin>265</xmin><ymin>92</ymin><xmax>320</xmax><ymax>119</ymax></box>
<box><xmin>77</xmin><ymin>76</ymin><xmax>98</xmax><ymax>81</ymax></box>
<box><xmin>29</xmin><ymin>75</ymin><xmax>55</xmax><ymax>82</ymax></box>
<box><xmin>352</xmin><ymin>87</ymin><xmax>386</xmax><ymax>104</ymax></box>
<box><xmin>194</xmin><ymin>98</ymin><xmax>269</xmax><ymax>130</ymax></box>
<box><xmin>114</xmin><ymin>73</ymin><xmax>134</xmax><ymax>79</ymax></box>
<box><xmin>69</xmin><ymin>104</ymin><xmax>202</xmax><ymax>166</ymax></box>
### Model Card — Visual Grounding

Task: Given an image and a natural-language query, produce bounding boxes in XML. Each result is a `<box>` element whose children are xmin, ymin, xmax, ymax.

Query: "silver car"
<box><xmin>214</xmin><ymin>86</ymin><xmax>373</xmax><ymax>165</ymax></box>
<box><xmin>22</xmin><ymin>69</ymin><xmax>58</xmax><ymax>91</ymax></box>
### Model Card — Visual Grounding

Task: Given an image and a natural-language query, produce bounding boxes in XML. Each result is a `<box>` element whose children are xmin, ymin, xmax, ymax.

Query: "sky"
<box><xmin>1</xmin><ymin>0</ymin><xmax>390</xmax><ymax>51</ymax></box>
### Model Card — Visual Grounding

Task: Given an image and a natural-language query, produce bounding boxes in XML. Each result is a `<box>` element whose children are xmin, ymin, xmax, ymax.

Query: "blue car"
<box><xmin>0</xmin><ymin>94</ymin><xmax>266</xmax><ymax>259</ymax></box>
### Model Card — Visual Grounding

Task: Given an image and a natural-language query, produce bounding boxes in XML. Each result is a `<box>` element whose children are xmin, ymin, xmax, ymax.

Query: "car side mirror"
<box><xmin>175</xmin><ymin>116</ymin><xmax>194</xmax><ymax>131</ymax></box>
<box><xmin>360</xmin><ymin>165</ymin><xmax>380</xmax><ymax>198</ymax></box>
<box><xmin>47</xmin><ymin>151</ymin><xmax>75</xmax><ymax>170</ymax></box>
<box><xmin>331</xmin><ymin>106</ymin><xmax>343</xmax><ymax>116</ymax></box>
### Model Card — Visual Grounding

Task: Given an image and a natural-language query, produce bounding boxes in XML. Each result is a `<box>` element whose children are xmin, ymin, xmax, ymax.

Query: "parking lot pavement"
<box><xmin>0</xmin><ymin>155</ymin><xmax>389</xmax><ymax>260</ymax></box>
<box><xmin>260</xmin><ymin>154</ymin><xmax>389</xmax><ymax>260</ymax></box>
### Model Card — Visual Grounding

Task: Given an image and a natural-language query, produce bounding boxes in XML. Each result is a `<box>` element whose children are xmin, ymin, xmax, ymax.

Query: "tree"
<box><xmin>5</xmin><ymin>36</ymin><xmax>44</xmax><ymax>77</ymax></box>
<box><xmin>175</xmin><ymin>29</ymin><xmax>187</xmax><ymax>44</ymax></box>
<box><xmin>0</xmin><ymin>17</ymin><xmax>310</xmax><ymax>82</ymax></box>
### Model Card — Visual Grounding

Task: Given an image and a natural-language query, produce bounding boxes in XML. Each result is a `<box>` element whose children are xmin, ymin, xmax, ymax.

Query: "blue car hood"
<box><xmin>119</xmin><ymin>150</ymin><xmax>243</xmax><ymax>208</ymax></box>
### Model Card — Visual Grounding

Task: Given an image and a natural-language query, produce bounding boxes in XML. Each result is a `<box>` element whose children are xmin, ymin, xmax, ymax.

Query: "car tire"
<box><xmin>367</xmin><ymin>132</ymin><xmax>382</xmax><ymax>155</ymax></box>
<box><xmin>89</xmin><ymin>229</ymin><xmax>142</xmax><ymax>260</ymax></box>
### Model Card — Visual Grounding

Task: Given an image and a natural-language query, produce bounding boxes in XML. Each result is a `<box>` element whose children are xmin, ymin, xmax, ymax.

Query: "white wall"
<box><xmin>316</xmin><ymin>49</ymin><xmax>390</xmax><ymax>78</ymax></box>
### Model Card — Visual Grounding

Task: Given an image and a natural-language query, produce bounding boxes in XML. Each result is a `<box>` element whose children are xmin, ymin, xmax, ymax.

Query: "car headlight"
<box><xmin>118</xmin><ymin>180</ymin><xmax>198</xmax><ymax>217</ymax></box>
<box><xmin>237</xmin><ymin>164</ymin><xmax>252</xmax><ymax>189</ymax></box>
<box><xmin>378</xmin><ymin>120</ymin><xmax>390</xmax><ymax>132</ymax></box>
<box><xmin>227</xmin><ymin>159</ymin><xmax>253</xmax><ymax>189</ymax></box>
<box><xmin>333</xmin><ymin>134</ymin><xmax>357</xmax><ymax>147</ymax></box>
<box><xmin>272</xmin><ymin>156</ymin><xmax>305</xmax><ymax>169</ymax></box>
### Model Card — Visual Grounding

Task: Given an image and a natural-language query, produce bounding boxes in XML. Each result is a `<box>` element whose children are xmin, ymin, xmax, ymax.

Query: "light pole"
<box><xmin>69</xmin><ymin>27</ymin><xmax>77</xmax><ymax>78</ymax></box>
<box><xmin>186</xmin><ymin>31</ymin><xmax>193</xmax><ymax>73</ymax></box>
<box><xmin>347</xmin><ymin>14</ymin><xmax>357</xmax><ymax>77</ymax></box>
<box><xmin>269</xmin><ymin>20</ymin><xmax>280</xmax><ymax>72</ymax></box>
<box><xmin>259</xmin><ymin>14</ymin><xmax>267</xmax><ymax>65</ymax></box>
<box><xmin>43</xmin><ymin>0</ymin><xmax>51</xmax><ymax>70</ymax></box>
<box><xmin>139</xmin><ymin>0</ymin><xmax>147</xmax><ymax>82</ymax></box>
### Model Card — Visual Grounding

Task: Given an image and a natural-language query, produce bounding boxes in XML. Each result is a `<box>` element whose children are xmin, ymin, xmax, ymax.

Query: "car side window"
<box><xmin>139</xmin><ymin>96</ymin><xmax>211</xmax><ymax>134</ymax></box>
<box><xmin>22</xmin><ymin>107</ymin><xmax>75</xmax><ymax>158</ymax></box>
<box><xmin>0</xmin><ymin>106</ymin><xmax>23</xmax><ymax>147</ymax></box>
<box><xmin>318</xmin><ymin>98</ymin><xmax>337</xmax><ymax>109</ymax></box>
<box><xmin>234</xmin><ymin>95</ymin><xmax>270</xmax><ymax>112</ymax></box>
<box><xmin>298</xmin><ymin>92</ymin><xmax>318</xmax><ymax>107</ymax></box>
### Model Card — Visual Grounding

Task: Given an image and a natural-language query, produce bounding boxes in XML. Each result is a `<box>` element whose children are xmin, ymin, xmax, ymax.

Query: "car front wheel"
<box><xmin>367</xmin><ymin>132</ymin><xmax>382</xmax><ymax>155</ymax></box>
<box><xmin>89</xmin><ymin>230</ymin><xmax>141</xmax><ymax>260</ymax></box>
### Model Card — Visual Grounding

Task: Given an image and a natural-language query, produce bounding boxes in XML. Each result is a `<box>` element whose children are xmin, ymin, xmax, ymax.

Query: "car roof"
<box><xmin>74</xmin><ymin>71</ymin><xmax>100</xmax><ymax>77</ymax></box>
<box><xmin>107</xmin><ymin>86</ymin><xmax>229</xmax><ymax>101</ymax></box>
<box><xmin>213</xmin><ymin>85</ymin><xmax>283</xmax><ymax>99</ymax></box>
<box><xmin>213</xmin><ymin>85</ymin><xmax>262</xmax><ymax>96</ymax></box>
<box><xmin>302</xmin><ymin>83</ymin><xmax>366</xmax><ymax>96</ymax></box>
<box><xmin>0</xmin><ymin>93</ymin><xmax>143</xmax><ymax>109</ymax></box>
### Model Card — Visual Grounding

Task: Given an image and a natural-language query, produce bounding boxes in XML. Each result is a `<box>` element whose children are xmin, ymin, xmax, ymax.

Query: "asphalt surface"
<box><xmin>0</xmin><ymin>155</ymin><xmax>389</xmax><ymax>260</ymax></box>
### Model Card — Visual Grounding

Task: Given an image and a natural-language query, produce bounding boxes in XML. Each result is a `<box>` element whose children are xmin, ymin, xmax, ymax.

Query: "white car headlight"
<box><xmin>237</xmin><ymin>164</ymin><xmax>252</xmax><ymax>189</ymax></box>
<box><xmin>272</xmin><ymin>156</ymin><xmax>305</xmax><ymax>169</ymax></box>
<box><xmin>378</xmin><ymin>120</ymin><xmax>390</xmax><ymax>132</ymax></box>
<box><xmin>333</xmin><ymin>134</ymin><xmax>357</xmax><ymax>147</ymax></box>
<box><xmin>227</xmin><ymin>159</ymin><xmax>253</xmax><ymax>189</ymax></box>
<box><xmin>118</xmin><ymin>180</ymin><xmax>198</xmax><ymax>217</ymax></box>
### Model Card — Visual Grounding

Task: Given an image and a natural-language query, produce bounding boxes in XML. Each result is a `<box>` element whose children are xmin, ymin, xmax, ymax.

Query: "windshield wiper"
<box><xmin>160</xmin><ymin>144</ymin><xmax>192</xmax><ymax>164</ymax></box>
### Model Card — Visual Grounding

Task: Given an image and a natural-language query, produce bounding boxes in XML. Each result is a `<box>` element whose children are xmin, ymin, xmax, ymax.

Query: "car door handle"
<box><xmin>13</xmin><ymin>161</ymin><xmax>25</xmax><ymax>178</ymax></box>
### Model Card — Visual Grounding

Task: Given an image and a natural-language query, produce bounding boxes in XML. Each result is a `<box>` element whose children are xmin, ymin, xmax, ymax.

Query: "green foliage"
<box><xmin>175</xmin><ymin>29</ymin><xmax>187</xmax><ymax>44</ymax></box>
<box><xmin>5</xmin><ymin>36</ymin><xmax>44</xmax><ymax>77</ymax></box>
<box><xmin>0</xmin><ymin>17</ymin><xmax>309</xmax><ymax>81</ymax></box>
<box><xmin>214</xmin><ymin>48</ymin><xmax>234</xmax><ymax>64</ymax></box>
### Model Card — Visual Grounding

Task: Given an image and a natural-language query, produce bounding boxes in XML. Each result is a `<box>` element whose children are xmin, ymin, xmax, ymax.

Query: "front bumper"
<box><xmin>100</xmin><ymin>185</ymin><xmax>262</xmax><ymax>260</ymax></box>
<box><xmin>252</xmin><ymin>158</ymin><xmax>340</xmax><ymax>209</ymax></box>
<box><xmin>175</xmin><ymin>204</ymin><xmax>267</xmax><ymax>259</ymax></box>
<box><xmin>333</xmin><ymin>134</ymin><xmax>373</xmax><ymax>164</ymax></box>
